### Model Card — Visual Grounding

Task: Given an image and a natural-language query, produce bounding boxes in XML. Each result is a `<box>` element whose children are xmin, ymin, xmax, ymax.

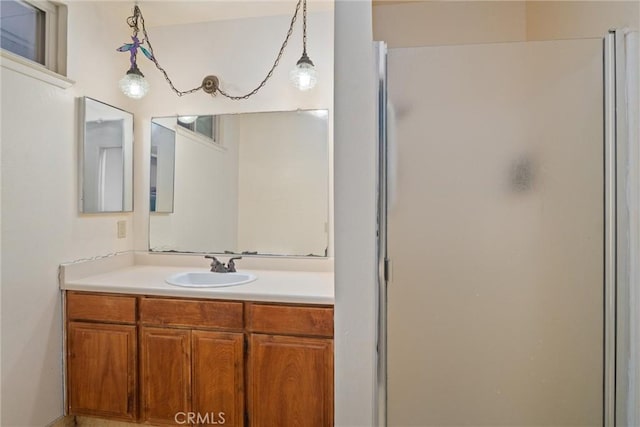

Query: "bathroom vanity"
<box><xmin>61</xmin><ymin>255</ymin><xmax>334</xmax><ymax>427</ymax></box>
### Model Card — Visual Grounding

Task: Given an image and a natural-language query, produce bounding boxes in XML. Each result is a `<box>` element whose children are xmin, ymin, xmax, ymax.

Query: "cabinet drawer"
<box><xmin>140</xmin><ymin>297</ymin><xmax>243</xmax><ymax>330</ymax></box>
<box><xmin>246</xmin><ymin>303</ymin><xmax>333</xmax><ymax>337</ymax></box>
<box><xmin>67</xmin><ymin>292</ymin><xmax>136</xmax><ymax>324</ymax></box>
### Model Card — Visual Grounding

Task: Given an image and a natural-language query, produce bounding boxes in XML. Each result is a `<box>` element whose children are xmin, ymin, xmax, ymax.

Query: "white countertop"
<box><xmin>62</xmin><ymin>264</ymin><xmax>334</xmax><ymax>305</ymax></box>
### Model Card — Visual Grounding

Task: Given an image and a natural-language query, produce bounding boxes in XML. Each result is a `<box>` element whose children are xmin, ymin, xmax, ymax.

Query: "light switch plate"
<box><xmin>117</xmin><ymin>220</ymin><xmax>126</xmax><ymax>239</ymax></box>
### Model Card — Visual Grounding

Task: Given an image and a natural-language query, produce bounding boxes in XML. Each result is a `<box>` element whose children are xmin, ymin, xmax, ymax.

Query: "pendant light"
<box><xmin>117</xmin><ymin>0</ymin><xmax>317</xmax><ymax>100</ymax></box>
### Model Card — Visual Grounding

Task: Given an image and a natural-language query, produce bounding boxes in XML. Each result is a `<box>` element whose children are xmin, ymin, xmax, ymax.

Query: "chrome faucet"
<box><xmin>204</xmin><ymin>255</ymin><xmax>242</xmax><ymax>273</ymax></box>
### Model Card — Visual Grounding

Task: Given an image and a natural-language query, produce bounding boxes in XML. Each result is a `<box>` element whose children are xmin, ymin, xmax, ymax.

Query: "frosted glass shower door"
<box><xmin>387</xmin><ymin>39</ymin><xmax>604</xmax><ymax>426</ymax></box>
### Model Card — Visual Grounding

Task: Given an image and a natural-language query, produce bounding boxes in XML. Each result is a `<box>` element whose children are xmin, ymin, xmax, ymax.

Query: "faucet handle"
<box><xmin>204</xmin><ymin>255</ymin><xmax>224</xmax><ymax>272</ymax></box>
<box><xmin>227</xmin><ymin>256</ymin><xmax>242</xmax><ymax>273</ymax></box>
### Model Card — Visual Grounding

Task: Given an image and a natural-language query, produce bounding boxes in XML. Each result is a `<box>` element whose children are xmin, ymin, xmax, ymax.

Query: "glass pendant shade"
<box><xmin>290</xmin><ymin>54</ymin><xmax>317</xmax><ymax>91</ymax></box>
<box><xmin>119</xmin><ymin>66</ymin><xmax>149</xmax><ymax>99</ymax></box>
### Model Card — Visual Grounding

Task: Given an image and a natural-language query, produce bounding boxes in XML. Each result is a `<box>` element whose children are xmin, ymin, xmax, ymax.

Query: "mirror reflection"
<box><xmin>80</xmin><ymin>97</ymin><xmax>133</xmax><ymax>213</ymax></box>
<box><xmin>150</xmin><ymin>122</ymin><xmax>176</xmax><ymax>213</ymax></box>
<box><xmin>149</xmin><ymin>109</ymin><xmax>329</xmax><ymax>257</ymax></box>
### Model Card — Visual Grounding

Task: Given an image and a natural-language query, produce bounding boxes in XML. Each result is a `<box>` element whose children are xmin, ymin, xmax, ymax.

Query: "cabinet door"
<box><xmin>249</xmin><ymin>334</ymin><xmax>333</xmax><ymax>427</ymax></box>
<box><xmin>140</xmin><ymin>327</ymin><xmax>191</xmax><ymax>425</ymax></box>
<box><xmin>192</xmin><ymin>331</ymin><xmax>244</xmax><ymax>427</ymax></box>
<box><xmin>67</xmin><ymin>321</ymin><xmax>137</xmax><ymax>421</ymax></box>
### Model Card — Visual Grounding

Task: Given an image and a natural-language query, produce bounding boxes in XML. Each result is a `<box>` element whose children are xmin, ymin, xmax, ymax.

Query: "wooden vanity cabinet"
<box><xmin>66</xmin><ymin>292</ymin><xmax>138</xmax><ymax>421</ymax></box>
<box><xmin>140</xmin><ymin>297</ymin><xmax>244</xmax><ymax>426</ymax></box>
<box><xmin>246</xmin><ymin>303</ymin><xmax>334</xmax><ymax>427</ymax></box>
<box><xmin>66</xmin><ymin>292</ymin><xmax>333</xmax><ymax>427</ymax></box>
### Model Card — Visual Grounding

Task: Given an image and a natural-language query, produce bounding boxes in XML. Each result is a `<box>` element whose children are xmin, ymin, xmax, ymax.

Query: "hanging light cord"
<box><xmin>302</xmin><ymin>0</ymin><xmax>308</xmax><ymax>56</ymax></box>
<box><xmin>126</xmin><ymin>0</ymin><xmax>304</xmax><ymax>100</ymax></box>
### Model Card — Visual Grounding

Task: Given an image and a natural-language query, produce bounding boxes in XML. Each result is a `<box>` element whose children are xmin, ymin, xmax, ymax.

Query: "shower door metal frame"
<box><xmin>604</xmin><ymin>30</ymin><xmax>617</xmax><ymax>427</ymax></box>
<box><xmin>375</xmin><ymin>40</ymin><xmax>388</xmax><ymax>427</ymax></box>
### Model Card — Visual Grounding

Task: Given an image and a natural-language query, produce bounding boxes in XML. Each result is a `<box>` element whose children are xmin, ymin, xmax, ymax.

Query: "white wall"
<box><xmin>0</xmin><ymin>2</ymin><xmax>135</xmax><ymax>425</ymax></box>
<box><xmin>334</xmin><ymin>1</ymin><xmax>378</xmax><ymax>425</ymax></box>
<box><xmin>131</xmin><ymin>7</ymin><xmax>334</xmax><ymax>254</ymax></box>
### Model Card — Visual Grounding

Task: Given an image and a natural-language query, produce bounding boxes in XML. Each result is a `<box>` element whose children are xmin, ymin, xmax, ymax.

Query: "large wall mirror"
<box><xmin>79</xmin><ymin>97</ymin><xmax>134</xmax><ymax>213</ymax></box>
<box><xmin>149</xmin><ymin>109</ymin><xmax>329</xmax><ymax>257</ymax></box>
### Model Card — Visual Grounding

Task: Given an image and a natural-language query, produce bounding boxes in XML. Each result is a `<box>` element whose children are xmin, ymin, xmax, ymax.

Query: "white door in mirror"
<box><xmin>165</xmin><ymin>272</ymin><xmax>257</xmax><ymax>288</ymax></box>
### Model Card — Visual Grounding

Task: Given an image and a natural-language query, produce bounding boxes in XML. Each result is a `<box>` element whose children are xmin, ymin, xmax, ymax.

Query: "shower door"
<box><xmin>386</xmin><ymin>38</ymin><xmax>606</xmax><ymax>426</ymax></box>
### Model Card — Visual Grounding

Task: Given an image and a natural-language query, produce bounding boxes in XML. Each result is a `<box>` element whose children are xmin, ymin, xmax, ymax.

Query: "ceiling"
<box><xmin>131</xmin><ymin>0</ymin><xmax>334</xmax><ymax>28</ymax></box>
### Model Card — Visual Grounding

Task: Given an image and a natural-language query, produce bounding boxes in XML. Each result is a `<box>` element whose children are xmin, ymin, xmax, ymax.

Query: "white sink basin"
<box><xmin>165</xmin><ymin>271</ymin><xmax>257</xmax><ymax>288</ymax></box>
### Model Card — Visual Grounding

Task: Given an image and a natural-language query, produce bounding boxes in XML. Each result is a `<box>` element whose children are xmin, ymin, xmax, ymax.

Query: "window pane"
<box><xmin>195</xmin><ymin>116</ymin><xmax>214</xmax><ymax>139</ymax></box>
<box><xmin>1</xmin><ymin>0</ymin><xmax>45</xmax><ymax>65</ymax></box>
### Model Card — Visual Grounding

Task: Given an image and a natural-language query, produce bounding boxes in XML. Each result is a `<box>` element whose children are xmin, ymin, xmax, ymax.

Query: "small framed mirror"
<box><xmin>79</xmin><ymin>97</ymin><xmax>134</xmax><ymax>213</ymax></box>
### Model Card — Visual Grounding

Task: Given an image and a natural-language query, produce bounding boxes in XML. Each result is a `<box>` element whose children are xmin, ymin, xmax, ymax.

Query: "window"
<box><xmin>177</xmin><ymin>115</ymin><xmax>220</xmax><ymax>143</ymax></box>
<box><xmin>0</xmin><ymin>0</ymin><xmax>44</xmax><ymax>64</ymax></box>
<box><xmin>1</xmin><ymin>0</ymin><xmax>65</xmax><ymax>74</ymax></box>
